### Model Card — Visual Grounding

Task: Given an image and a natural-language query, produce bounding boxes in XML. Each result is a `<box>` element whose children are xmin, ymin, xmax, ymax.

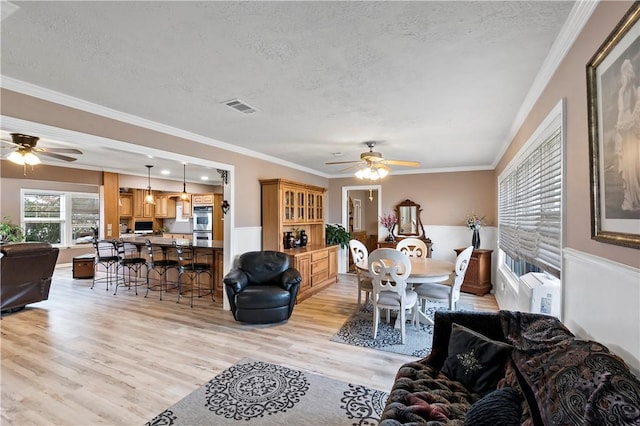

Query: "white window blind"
<box><xmin>499</xmin><ymin>121</ymin><xmax>562</xmax><ymax>278</ymax></box>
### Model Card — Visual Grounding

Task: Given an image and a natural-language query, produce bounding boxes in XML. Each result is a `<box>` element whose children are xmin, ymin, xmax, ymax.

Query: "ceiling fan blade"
<box><xmin>339</xmin><ymin>164</ymin><xmax>364</xmax><ymax>173</ymax></box>
<box><xmin>381</xmin><ymin>159</ymin><xmax>421</xmax><ymax>167</ymax></box>
<box><xmin>37</xmin><ymin>151</ymin><xmax>78</xmax><ymax>162</ymax></box>
<box><xmin>39</xmin><ymin>147</ymin><xmax>83</xmax><ymax>154</ymax></box>
<box><xmin>325</xmin><ymin>160</ymin><xmax>364</xmax><ymax>165</ymax></box>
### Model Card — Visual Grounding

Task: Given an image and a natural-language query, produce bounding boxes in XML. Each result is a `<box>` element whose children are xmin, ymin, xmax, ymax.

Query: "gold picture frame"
<box><xmin>587</xmin><ymin>2</ymin><xmax>640</xmax><ymax>249</ymax></box>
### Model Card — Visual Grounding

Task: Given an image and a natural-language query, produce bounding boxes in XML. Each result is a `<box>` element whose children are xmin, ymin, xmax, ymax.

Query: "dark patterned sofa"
<box><xmin>380</xmin><ymin>310</ymin><xmax>640</xmax><ymax>425</ymax></box>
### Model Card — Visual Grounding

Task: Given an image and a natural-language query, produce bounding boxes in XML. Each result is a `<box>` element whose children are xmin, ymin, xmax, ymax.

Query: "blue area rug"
<box><xmin>330</xmin><ymin>301</ymin><xmax>474</xmax><ymax>358</ymax></box>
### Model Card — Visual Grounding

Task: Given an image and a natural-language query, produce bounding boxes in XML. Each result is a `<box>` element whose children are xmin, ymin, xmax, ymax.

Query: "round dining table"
<box><xmin>355</xmin><ymin>256</ymin><xmax>454</xmax><ymax>284</ymax></box>
<box><xmin>355</xmin><ymin>256</ymin><xmax>455</xmax><ymax>326</ymax></box>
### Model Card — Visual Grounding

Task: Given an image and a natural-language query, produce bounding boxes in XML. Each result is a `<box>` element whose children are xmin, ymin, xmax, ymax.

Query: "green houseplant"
<box><xmin>0</xmin><ymin>216</ymin><xmax>25</xmax><ymax>243</ymax></box>
<box><xmin>325</xmin><ymin>223</ymin><xmax>352</xmax><ymax>249</ymax></box>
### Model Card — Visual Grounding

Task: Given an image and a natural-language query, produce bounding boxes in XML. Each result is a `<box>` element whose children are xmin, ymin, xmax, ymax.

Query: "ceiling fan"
<box><xmin>325</xmin><ymin>141</ymin><xmax>420</xmax><ymax>179</ymax></box>
<box><xmin>1</xmin><ymin>133</ymin><xmax>83</xmax><ymax>165</ymax></box>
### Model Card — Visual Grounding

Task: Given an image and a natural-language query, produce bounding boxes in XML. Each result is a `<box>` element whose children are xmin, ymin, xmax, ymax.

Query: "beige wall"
<box><xmin>0</xmin><ymin>89</ymin><xmax>329</xmax><ymax>228</ymax></box>
<box><xmin>328</xmin><ymin>171</ymin><xmax>496</xmax><ymax>227</ymax></box>
<box><xmin>495</xmin><ymin>1</ymin><xmax>639</xmax><ymax>269</ymax></box>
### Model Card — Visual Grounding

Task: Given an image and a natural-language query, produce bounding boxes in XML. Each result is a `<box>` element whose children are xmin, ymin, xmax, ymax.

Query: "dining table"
<box><xmin>355</xmin><ymin>256</ymin><xmax>455</xmax><ymax>326</ymax></box>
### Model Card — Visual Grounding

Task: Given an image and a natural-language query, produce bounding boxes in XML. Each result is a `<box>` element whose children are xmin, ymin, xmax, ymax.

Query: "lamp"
<box><xmin>7</xmin><ymin>148</ymin><xmax>41</xmax><ymax>166</ymax></box>
<box><xmin>144</xmin><ymin>165</ymin><xmax>155</xmax><ymax>204</ymax></box>
<box><xmin>180</xmin><ymin>163</ymin><xmax>189</xmax><ymax>201</ymax></box>
<box><xmin>355</xmin><ymin>163</ymin><xmax>389</xmax><ymax>181</ymax></box>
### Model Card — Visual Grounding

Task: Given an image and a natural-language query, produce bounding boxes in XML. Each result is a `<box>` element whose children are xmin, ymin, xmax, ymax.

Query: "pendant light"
<box><xmin>144</xmin><ymin>165</ymin><xmax>155</xmax><ymax>204</ymax></box>
<box><xmin>180</xmin><ymin>163</ymin><xmax>189</xmax><ymax>201</ymax></box>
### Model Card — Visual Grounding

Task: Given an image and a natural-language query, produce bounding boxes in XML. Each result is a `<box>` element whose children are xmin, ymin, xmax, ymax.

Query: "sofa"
<box><xmin>1</xmin><ymin>242</ymin><xmax>59</xmax><ymax>313</ymax></box>
<box><xmin>223</xmin><ymin>251</ymin><xmax>301</xmax><ymax>324</ymax></box>
<box><xmin>380</xmin><ymin>310</ymin><xmax>640</xmax><ymax>425</ymax></box>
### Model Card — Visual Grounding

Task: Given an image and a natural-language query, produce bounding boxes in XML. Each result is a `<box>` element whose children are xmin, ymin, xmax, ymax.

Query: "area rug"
<box><xmin>330</xmin><ymin>302</ymin><xmax>474</xmax><ymax>358</ymax></box>
<box><xmin>145</xmin><ymin>359</ymin><xmax>388</xmax><ymax>426</ymax></box>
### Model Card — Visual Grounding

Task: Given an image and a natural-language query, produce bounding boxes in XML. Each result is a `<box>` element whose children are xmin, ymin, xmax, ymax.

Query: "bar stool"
<box><xmin>113</xmin><ymin>239</ymin><xmax>148</xmax><ymax>295</ymax></box>
<box><xmin>91</xmin><ymin>239</ymin><xmax>119</xmax><ymax>291</ymax></box>
<box><xmin>144</xmin><ymin>239</ymin><xmax>180</xmax><ymax>300</ymax></box>
<box><xmin>174</xmin><ymin>243</ymin><xmax>213</xmax><ymax>308</ymax></box>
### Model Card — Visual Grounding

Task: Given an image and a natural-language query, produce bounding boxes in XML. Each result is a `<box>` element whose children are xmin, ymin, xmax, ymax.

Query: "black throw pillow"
<box><xmin>441</xmin><ymin>323</ymin><xmax>513</xmax><ymax>395</ymax></box>
<box><xmin>464</xmin><ymin>387</ymin><xmax>523</xmax><ymax>426</ymax></box>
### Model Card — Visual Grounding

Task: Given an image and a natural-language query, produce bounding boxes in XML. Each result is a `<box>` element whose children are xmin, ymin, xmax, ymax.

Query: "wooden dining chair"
<box><xmin>348</xmin><ymin>239</ymin><xmax>373</xmax><ymax>307</ymax></box>
<box><xmin>395</xmin><ymin>237</ymin><xmax>429</xmax><ymax>258</ymax></box>
<box><xmin>368</xmin><ymin>248</ymin><xmax>418</xmax><ymax>344</ymax></box>
<box><xmin>414</xmin><ymin>246</ymin><xmax>473</xmax><ymax>313</ymax></box>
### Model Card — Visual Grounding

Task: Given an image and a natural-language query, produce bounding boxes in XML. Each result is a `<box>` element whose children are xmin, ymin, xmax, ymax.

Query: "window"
<box><xmin>498</xmin><ymin>101</ymin><xmax>563</xmax><ymax>278</ymax></box>
<box><xmin>22</xmin><ymin>190</ymin><xmax>99</xmax><ymax>245</ymax></box>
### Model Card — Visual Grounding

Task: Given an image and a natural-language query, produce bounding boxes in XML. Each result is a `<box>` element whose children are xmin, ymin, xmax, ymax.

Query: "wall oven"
<box><xmin>193</xmin><ymin>205</ymin><xmax>213</xmax><ymax>242</ymax></box>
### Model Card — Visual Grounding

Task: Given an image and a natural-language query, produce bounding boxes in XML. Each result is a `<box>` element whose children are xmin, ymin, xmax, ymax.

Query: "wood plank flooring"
<box><xmin>1</xmin><ymin>266</ymin><xmax>498</xmax><ymax>425</ymax></box>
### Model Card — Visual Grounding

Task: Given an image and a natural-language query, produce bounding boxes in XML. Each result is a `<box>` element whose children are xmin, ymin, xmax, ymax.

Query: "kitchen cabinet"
<box><xmin>155</xmin><ymin>196</ymin><xmax>176</xmax><ymax>218</ymax></box>
<box><xmin>454</xmin><ymin>248</ymin><xmax>493</xmax><ymax>295</ymax></box>
<box><xmin>180</xmin><ymin>197</ymin><xmax>192</xmax><ymax>218</ymax></box>
<box><xmin>133</xmin><ymin>189</ymin><xmax>154</xmax><ymax>218</ymax></box>
<box><xmin>288</xmin><ymin>245</ymin><xmax>338</xmax><ymax>303</ymax></box>
<box><xmin>192</xmin><ymin>194</ymin><xmax>214</xmax><ymax>205</ymax></box>
<box><xmin>119</xmin><ymin>193</ymin><xmax>133</xmax><ymax>217</ymax></box>
<box><xmin>259</xmin><ymin>179</ymin><xmax>327</xmax><ymax>251</ymax></box>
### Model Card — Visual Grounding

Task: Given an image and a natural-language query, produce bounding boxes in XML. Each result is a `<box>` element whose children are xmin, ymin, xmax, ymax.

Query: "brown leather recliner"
<box><xmin>224</xmin><ymin>251</ymin><xmax>301</xmax><ymax>324</ymax></box>
<box><xmin>1</xmin><ymin>242</ymin><xmax>59</xmax><ymax>313</ymax></box>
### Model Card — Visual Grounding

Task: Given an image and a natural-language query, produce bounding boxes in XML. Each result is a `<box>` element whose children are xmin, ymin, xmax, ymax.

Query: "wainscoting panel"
<box><xmin>563</xmin><ymin>248</ymin><xmax>640</xmax><ymax>376</ymax></box>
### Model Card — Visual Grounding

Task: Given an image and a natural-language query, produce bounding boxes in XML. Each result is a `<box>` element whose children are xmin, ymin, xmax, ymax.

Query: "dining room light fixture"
<box><xmin>144</xmin><ymin>165</ymin><xmax>155</xmax><ymax>204</ymax></box>
<box><xmin>180</xmin><ymin>163</ymin><xmax>190</xmax><ymax>201</ymax></box>
<box><xmin>355</xmin><ymin>163</ymin><xmax>390</xmax><ymax>181</ymax></box>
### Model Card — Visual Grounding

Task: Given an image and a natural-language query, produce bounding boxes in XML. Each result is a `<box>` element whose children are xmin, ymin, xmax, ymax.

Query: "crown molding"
<box><xmin>492</xmin><ymin>0</ymin><xmax>599</xmax><ymax>169</ymax></box>
<box><xmin>0</xmin><ymin>76</ymin><xmax>329</xmax><ymax>178</ymax></box>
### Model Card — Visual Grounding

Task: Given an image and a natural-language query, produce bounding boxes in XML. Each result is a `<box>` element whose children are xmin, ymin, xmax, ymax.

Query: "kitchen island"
<box><xmin>119</xmin><ymin>236</ymin><xmax>224</xmax><ymax>302</ymax></box>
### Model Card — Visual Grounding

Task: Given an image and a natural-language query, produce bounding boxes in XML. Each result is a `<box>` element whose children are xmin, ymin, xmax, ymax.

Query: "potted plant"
<box><xmin>0</xmin><ymin>216</ymin><xmax>25</xmax><ymax>243</ymax></box>
<box><xmin>325</xmin><ymin>223</ymin><xmax>352</xmax><ymax>249</ymax></box>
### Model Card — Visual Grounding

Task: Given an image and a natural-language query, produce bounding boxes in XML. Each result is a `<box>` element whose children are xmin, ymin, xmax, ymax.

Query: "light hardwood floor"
<box><xmin>1</xmin><ymin>266</ymin><xmax>498</xmax><ymax>425</ymax></box>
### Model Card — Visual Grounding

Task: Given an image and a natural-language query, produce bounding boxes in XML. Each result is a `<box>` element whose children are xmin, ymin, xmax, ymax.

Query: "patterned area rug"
<box><xmin>146</xmin><ymin>359</ymin><xmax>388</xmax><ymax>426</ymax></box>
<box><xmin>330</xmin><ymin>302</ymin><xmax>474</xmax><ymax>358</ymax></box>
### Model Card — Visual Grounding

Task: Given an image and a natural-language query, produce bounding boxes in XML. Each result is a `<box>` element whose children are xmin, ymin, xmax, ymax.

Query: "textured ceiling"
<box><xmin>0</xmin><ymin>1</ymin><xmax>576</xmax><ymax>179</ymax></box>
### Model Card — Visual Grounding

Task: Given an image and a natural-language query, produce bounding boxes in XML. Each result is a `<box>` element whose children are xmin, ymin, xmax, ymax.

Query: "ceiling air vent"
<box><xmin>222</xmin><ymin>98</ymin><xmax>258</xmax><ymax>114</ymax></box>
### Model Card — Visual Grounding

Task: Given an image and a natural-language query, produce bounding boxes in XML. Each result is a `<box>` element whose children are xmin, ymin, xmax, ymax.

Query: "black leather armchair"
<box><xmin>1</xmin><ymin>242</ymin><xmax>59</xmax><ymax>313</ymax></box>
<box><xmin>224</xmin><ymin>251</ymin><xmax>301</xmax><ymax>324</ymax></box>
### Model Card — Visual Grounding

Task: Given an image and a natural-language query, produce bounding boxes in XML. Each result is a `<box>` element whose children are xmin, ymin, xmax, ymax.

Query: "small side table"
<box><xmin>454</xmin><ymin>248</ymin><xmax>493</xmax><ymax>295</ymax></box>
<box><xmin>73</xmin><ymin>254</ymin><xmax>95</xmax><ymax>279</ymax></box>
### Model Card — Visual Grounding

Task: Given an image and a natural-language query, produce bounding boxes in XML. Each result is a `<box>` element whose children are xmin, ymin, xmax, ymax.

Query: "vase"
<box><xmin>385</xmin><ymin>232</ymin><xmax>395</xmax><ymax>242</ymax></box>
<box><xmin>283</xmin><ymin>231</ymin><xmax>293</xmax><ymax>249</ymax></box>
<box><xmin>299</xmin><ymin>230</ymin><xmax>308</xmax><ymax>247</ymax></box>
<box><xmin>472</xmin><ymin>228</ymin><xmax>480</xmax><ymax>249</ymax></box>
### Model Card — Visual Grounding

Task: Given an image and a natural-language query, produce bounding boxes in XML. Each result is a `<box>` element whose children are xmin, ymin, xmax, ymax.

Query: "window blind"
<box><xmin>499</xmin><ymin>126</ymin><xmax>562</xmax><ymax>278</ymax></box>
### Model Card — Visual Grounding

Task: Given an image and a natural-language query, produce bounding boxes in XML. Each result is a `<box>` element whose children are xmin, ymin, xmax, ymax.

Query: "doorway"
<box><xmin>340</xmin><ymin>184</ymin><xmax>381</xmax><ymax>273</ymax></box>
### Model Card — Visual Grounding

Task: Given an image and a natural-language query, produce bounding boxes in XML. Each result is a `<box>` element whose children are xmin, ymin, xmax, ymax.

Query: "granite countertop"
<box><xmin>119</xmin><ymin>236</ymin><xmax>223</xmax><ymax>249</ymax></box>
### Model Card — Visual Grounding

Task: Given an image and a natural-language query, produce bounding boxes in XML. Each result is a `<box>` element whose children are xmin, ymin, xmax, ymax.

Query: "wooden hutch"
<box><xmin>260</xmin><ymin>179</ymin><xmax>337</xmax><ymax>303</ymax></box>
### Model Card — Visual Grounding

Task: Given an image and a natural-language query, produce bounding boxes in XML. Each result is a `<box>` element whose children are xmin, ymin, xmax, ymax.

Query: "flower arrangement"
<box><xmin>380</xmin><ymin>214</ymin><xmax>398</xmax><ymax>232</ymax></box>
<box><xmin>466</xmin><ymin>213</ymin><xmax>486</xmax><ymax>231</ymax></box>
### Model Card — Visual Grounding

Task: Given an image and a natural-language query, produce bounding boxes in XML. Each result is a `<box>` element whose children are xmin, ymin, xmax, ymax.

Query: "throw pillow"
<box><xmin>441</xmin><ymin>323</ymin><xmax>513</xmax><ymax>395</ymax></box>
<box><xmin>464</xmin><ymin>387</ymin><xmax>522</xmax><ymax>426</ymax></box>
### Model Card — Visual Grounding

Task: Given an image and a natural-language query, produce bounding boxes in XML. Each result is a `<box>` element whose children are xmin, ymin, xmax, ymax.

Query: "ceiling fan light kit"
<box><xmin>325</xmin><ymin>141</ymin><xmax>419</xmax><ymax>180</ymax></box>
<box><xmin>2</xmin><ymin>133</ymin><xmax>83</xmax><ymax>173</ymax></box>
<box><xmin>7</xmin><ymin>149</ymin><xmax>41</xmax><ymax>166</ymax></box>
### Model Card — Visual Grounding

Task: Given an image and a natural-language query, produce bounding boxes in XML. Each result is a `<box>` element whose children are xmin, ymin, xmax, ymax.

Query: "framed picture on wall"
<box><xmin>587</xmin><ymin>2</ymin><xmax>640</xmax><ymax>249</ymax></box>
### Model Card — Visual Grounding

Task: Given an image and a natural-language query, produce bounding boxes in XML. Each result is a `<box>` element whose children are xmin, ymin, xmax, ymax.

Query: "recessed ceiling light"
<box><xmin>201</xmin><ymin>176</ymin><xmax>209</xmax><ymax>181</ymax></box>
<box><xmin>160</xmin><ymin>169</ymin><xmax>170</xmax><ymax>175</ymax></box>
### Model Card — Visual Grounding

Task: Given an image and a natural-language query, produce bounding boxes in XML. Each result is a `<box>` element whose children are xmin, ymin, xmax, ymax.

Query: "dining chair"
<box><xmin>348</xmin><ymin>239</ymin><xmax>373</xmax><ymax>307</ymax></box>
<box><xmin>395</xmin><ymin>237</ymin><xmax>429</xmax><ymax>258</ymax></box>
<box><xmin>414</xmin><ymin>246</ymin><xmax>473</xmax><ymax>313</ymax></box>
<box><xmin>368</xmin><ymin>248</ymin><xmax>418</xmax><ymax>344</ymax></box>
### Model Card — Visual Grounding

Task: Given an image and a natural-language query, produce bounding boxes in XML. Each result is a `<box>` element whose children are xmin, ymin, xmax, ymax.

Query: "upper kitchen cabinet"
<box><xmin>180</xmin><ymin>197</ymin><xmax>192</xmax><ymax>218</ymax></box>
<box><xmin>155</xmin><ymin>196</ymin><xmax>176</xmax><ymax>219</ymax></box>
<box><xmin>192</xmin><ymin>194</ymin><xmax>214</xmax><ymax>205</ymax></box>
<box><xmin>119</xmin><ymin>193</ymin><xmax>133</xmax><ymax>217</ymax></box>
<box><xmin>133</xmin><ymin>189</ymin><xmax>154</xmax><ymax>218</ymax></box>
